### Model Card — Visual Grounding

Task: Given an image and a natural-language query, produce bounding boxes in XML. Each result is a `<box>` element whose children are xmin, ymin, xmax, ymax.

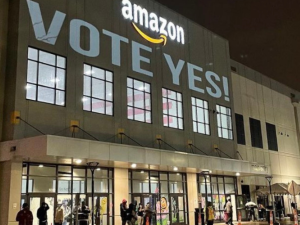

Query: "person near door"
<box><xmin>137</xmin><ymin>203</ymin><xmax>144</xmax><ymax>225</ymax></box>
<box><xmin>37</xmin><ymin>202</ymin><xmax>49</xmax><ymax>225</ymax></box>
<box><xmin>120</xmin><ymin>199</ymin><xmax>128</xmax><ymax>225</ymax></box>
<box><xmin>16</xmin><ymin>203</ymin><xmax>33</xmax><ymax>225</ymax></box>
<box><xmin>225</xmin><ymin>197</ymin><xmax>233</xmax><ymax>225</ymax></box>
<box><xmin>126</xmin><ymin>202</ymin><xmax>137</xmax><ymax>225</ymax></box>
<box><xmin>55</xmin><ymin>201</ymin><xmax>64</xmax><ymax>225</ymax></box>
<box><xmin>206</xmin><ymin>202</ymin><xmax>215</xmax><ymax>225</ymax></box>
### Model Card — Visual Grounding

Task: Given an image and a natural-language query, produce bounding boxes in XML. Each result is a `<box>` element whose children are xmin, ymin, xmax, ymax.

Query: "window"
<box><xmin>127</xmin><ymin>78</ymin><xmax>151</xmax><ymax>123</ymax></box>
<box><xmin>235</xmin><ymin>114</ymin><xmax>246</xmax><ymax>145</ymax></box>
<box><xmin>83</xmin><ymin>64</ymin><xmax>113</xmax><ymax>115</ymax></box>
<box><xmin>266</xmin><ymin>123</ymin><xmax>278</xmax><ymax>151</ymax></box>
<box><xmin>249</xmin><ymin>118</ymin><xmax>263</xmax><ymax>148</ymax></box>
<box><xmin>191</xmin><ymin>97</ymin><xmax>210</xmax><ymax>135</ymax></box>
<box><xmin>216</xmin><ymin>105</ymin><xmax>233</xmax><ymax>139</ymax></box>
<box><xmin>162</xmin><ymin>88</ymin><xmax>183</xmax><ymax>129</ymax></box>
<box><xmin>26</xmin><ymin>48</ymin><xmax>66</xmax><ymax>105</ymax></box>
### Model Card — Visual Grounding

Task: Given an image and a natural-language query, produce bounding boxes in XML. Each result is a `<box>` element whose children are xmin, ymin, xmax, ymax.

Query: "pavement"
<box><xmin>215</xmin><ymin>221</ymin><xmax>294</xmax><ymax>225</ymax></box>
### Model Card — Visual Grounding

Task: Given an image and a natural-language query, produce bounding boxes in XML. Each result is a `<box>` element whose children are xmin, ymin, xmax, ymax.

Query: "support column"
<box><xmin>114</xmin><ymin>168</ymin><xmax>129</xmax><ymax>225</ymax></box>
<box><xmin>0</xmin><ymin>160</ymin><xmax>22</xmax><ymax>225</ymax></box>
<box><xmin>187</xmin><ymin>173</ymin><xmax>198</xmax><ymax>225</ymax></box>
<box><xmin>292</xmin><ymin>102</ymin><xmax>300</xmax><ymax>153</ymax></box>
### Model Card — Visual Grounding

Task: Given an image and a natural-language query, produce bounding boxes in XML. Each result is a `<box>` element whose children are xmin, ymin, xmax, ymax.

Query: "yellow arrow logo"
<box><xmin>132</xmin><ymin>22</ymin><xmax>167</xmax><ymax>46</ymax></box>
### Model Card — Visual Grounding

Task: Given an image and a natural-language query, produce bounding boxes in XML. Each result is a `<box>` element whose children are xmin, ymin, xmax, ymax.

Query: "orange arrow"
<box><xmin>132</xmin><ymin>22</ymin><xmax>167</xmax><ymax>46</ymax></box>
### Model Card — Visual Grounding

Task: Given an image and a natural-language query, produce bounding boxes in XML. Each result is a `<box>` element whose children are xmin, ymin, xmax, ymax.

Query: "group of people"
<box><xmin>120</xmin><ymin>199</ymin><xmax>154</xmax><ymax>225</ymax></box>
<box><xmin>16</xmin><ymin>202</ymin><xmax>50</xmax><ymax>225</ymax></box>
<box><xmin>16</xmin><ymin>201</ymin><xmax>72</xmax><ymax>225</ymax></box>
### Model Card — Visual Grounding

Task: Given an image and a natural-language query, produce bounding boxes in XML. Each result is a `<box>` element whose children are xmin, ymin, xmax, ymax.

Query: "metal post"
<box><xmin>266</xmin><ymin>176</ymin><xmax>274</xmax><ymax>224</ymax></box>
<box><xmin>88</xmin><ymin>162</ymin><xmax>100</xmax><ymax>225</ymax></box>
<box><xmin>201</xmin><ymin>171</ymin><xmax>210</xmax><ymax>211</ymax></box>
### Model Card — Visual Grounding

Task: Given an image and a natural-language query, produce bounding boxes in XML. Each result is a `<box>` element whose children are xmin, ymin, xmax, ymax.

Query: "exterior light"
<box><xmin>209</xmin><ymin>170</ymin><xmax>212</xmax><ymax>173</ymax></box>
<box><xmin>75</xmin><ymin>159</ymin><xmax>82</xmax><ymax>164</ymax></box>
<box><xmin>96</xmin><ymin>168</ymin><xmax>101</xmax><ymax>171</ymax></box>
<box><xmin>141</xmin><ymin>171</ymin><xmax>144</xmax><ymax>173</ymax></box>
<box><xmin>236</xmin><ymin>172</ymin><xmax>240</xmax><ymax>176</ymax></box>
<box><xmin>131</xmin><ymin>163</ymin><xmax>137</xmax><ymax>168</ymax></box>
<box><xmin>39</xmin><ymin>164</ymin><xmax>44</xmax><ymax>168</ymax></box>
<box><xmin>176</xmin><ymin>173</ymin><xmax>180</xmax><ymax>176</ymax></box>
<box><xmin>173</xmin><ymin>167</ymin><xmax>178</xmax><ymax>171</ymax></box>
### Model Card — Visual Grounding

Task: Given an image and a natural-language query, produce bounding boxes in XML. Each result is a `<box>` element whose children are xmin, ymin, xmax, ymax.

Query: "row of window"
<box><xmin>26</xmin><ymin>48</ymin><xmax>233</xmax><ymax>139</ymax></box>
<box><xmin>235</xmin><ymin>114</ymin><xmax>278</xmax><ymax>151</ymax></box>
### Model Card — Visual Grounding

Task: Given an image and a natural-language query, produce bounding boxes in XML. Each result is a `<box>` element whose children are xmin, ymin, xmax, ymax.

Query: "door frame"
<box><xmin>169</xmin><ymin>194</ymin><xmax>186</xmax><ymax>225</ymax></box>
<box><xmin>86</xmin><ymin>193</ymin><xmax>110</xmax><ymax>225</ymax></box>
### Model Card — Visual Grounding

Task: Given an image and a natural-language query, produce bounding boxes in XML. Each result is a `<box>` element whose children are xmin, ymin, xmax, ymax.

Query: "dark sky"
<box><xmin>156</xmin><ymin>0</ymin><xmax>300</xmax><ymax>91</ymax></box>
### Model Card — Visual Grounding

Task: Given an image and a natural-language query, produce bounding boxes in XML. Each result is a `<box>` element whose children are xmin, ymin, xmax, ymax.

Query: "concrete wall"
<box><xmin>0</xmin><ymin>0</ymin><xmax>9</xmax><ymax>141</ymax></box>
<box><xmin>231</xmin><ymin>60</ymin><xmax>300</xmax><ymax>184</ymax></box>
<box><xmin>114</xmin><ymin>168</ymin><xmax>128</xmax><ymax>225</ymax></box>
<box><xmin>1</xmin><ymin>0</ymin><xmax>237</xmax><ymax>159</ymax></box>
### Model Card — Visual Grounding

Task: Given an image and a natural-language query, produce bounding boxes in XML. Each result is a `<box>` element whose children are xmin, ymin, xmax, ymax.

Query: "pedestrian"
<box><xmin>143</xmin><ymin>202</ymin><xmax>153</xmax><ymax>225</ymax></box>
<box><xmin>137</xmin><ymin>203</ymin><xmax>144</xmax><ymax>225</ymax></box>
<box><xmin>55</xmin><ymin>201</ymin><xmax>64</xmax><ymax>225</ymax></box>
<box><xmin>206</xmin><ymin>202</ymin><xmax>215</xmax><ymax>225</ymax></box>
<box><xmin>16</xmin><ymin>203</ymin><xmax>33</xmax><ymax>225</ymax></box>
<box><xmin>225</xmin><ymin>197</ymin><xmax>233</xmax><ymax>225</ymax></box>
<box><xmin>120</xmin><ymin>199</ymin><xmax>127</xmax><ymax>225</ymax></box>
<box><xmin>37</xmin><ymin>202</ymin><xmax>49</xmax><ymax>225</ymax></box>
<box><xmin>126</xmin><ymin>202</ymin><xmax>137</xmax><ymax>225</ymax></box>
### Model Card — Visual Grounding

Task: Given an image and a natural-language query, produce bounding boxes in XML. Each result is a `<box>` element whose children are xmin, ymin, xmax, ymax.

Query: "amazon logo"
<box><xmin>122</xmin><ymin>0</ymin><xmax>185</xmax><ymax>46</ymax></box>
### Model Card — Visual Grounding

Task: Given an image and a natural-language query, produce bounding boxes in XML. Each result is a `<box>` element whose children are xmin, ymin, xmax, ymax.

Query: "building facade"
<box><xmin>0</xmin><ymin>0</ymin><xmax>299</xmax><ymax>225</ymax></box>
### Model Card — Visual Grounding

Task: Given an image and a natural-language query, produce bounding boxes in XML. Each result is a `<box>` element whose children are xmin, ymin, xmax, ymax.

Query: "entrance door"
<box><xmin>132</xmin><ymin>194</ymin><xmax>151</xmax><ymax>209</ymax></box>
<box><xmin>236</xmin><ymin>195</ymin><xmax>247</xmax><ymax>221</ymax></box>
<box><xmin>28</xmin><ymin>194</ymin><xmax>55</xmax><ymax>225</ymax></box>
<box><xmin>170</xmin><ymin>194</ymin><xmax>185</xmax><ymax>225</ymax></box>
<box><xmin>88</xmin><ymin>194</ymin><xmax>109</xmax><ymax>225</ymax></box>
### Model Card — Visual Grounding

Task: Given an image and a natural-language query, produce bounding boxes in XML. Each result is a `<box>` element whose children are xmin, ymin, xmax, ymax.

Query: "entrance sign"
<box><xmin>26</xmin><ymin>0</ymin><xmax>230</xmax><ymax>102</ymax></box>
<box><xmin>122</xmin><ymin>0</ymin><xmax>185</xmax><ymax>45</ymax></box>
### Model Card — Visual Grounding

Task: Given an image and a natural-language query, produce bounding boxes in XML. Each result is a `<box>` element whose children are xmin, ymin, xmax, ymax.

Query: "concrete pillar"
<box><xmin>292</xmin><ymin>102</ymin><xmax>300</xmax><ymax>154</ymax></box>
<box><xmin>187</xmin><ymin>173</ymin><xmax>198</xmax><ymax>225</ymax></box>
<box><xmin>0</xmin><ymin>160</ymin><xmax>22</xmax><ymax>225</ymax></box>
<box><xmin>114</xmin><ymin>168</ymin><xmax>128</xmax><ymax>225</ymax></box>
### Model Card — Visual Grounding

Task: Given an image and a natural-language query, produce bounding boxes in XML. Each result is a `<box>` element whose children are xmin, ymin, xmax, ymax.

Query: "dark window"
<box><xmin>235</xmin><ymin>114</ymin><xmax>246</xmax><ymax>145</ymax></box>
<box><xmin>266</xmin><ymin>123</ymin><xmax>278</xmax><ymax>151</ymax></box>
<box><xmin>249</xmin><ymin>118</ymin><xmax>263</xmax><ymax>148</ymax></box>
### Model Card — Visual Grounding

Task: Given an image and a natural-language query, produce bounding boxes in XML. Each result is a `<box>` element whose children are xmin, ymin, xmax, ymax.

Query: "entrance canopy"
<box><xmin>257</xmin><ymin>183</ymin><xmax>289</xmax><ymax>195</ymax></box>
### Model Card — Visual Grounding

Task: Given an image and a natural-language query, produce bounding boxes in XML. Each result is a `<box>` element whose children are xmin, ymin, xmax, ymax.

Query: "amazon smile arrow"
<box><xmin>132</xmin><ymin>22</ymin><xmax>167</xmax><ymax>46</ymax></box>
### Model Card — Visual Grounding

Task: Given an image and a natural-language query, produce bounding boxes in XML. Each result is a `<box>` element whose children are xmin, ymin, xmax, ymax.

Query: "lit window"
<box><xmin>83</xmin><ymin>64</ymin><xmax>113</xmax><ymax>116</ymax></box>
<box><xmin>127</xmin><ymin>78</ymin><xmax>151</xmax><ymax>123</ymax></box>
<box><xmin>191</xmin><ymin>97</ymin><xmax>210</xmax><ymax>135</ymax></box>
<box><xmin>162</xmin><ymin>88</ymin><xmax>183</xmax><ymax>129</ymax></box>
<box><xmin>26</xmin><ymin>47</ymin><xmax>66</xmax><ymax>106</ymax></box>
<box><xmin>216</xmin><ymin>105</ymin><xmax>233</xmax><ymax>139</ymax></box>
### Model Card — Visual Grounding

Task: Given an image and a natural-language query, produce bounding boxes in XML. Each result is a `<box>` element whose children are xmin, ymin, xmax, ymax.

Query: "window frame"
<box><xmin>162</xmin><ymin>88</ymin><xmax>184</xmax><ymax>130</ymax></box>
<box><xmin>82</xmin><ymin>63</ymin><xmax>114</xmax><ymax>116</ymax></box>
<box><xmin>26</xmin><ymin>47</ymin><xmax>67</xmax><ymax>106</ymax></box>
<box><xmin>191</xmin><ymin>97</ymin><xmax>210</xmax><ymax>135</ymax></box>
<box><xmin>216</xmin><ymin>105</ymin><xmax>233</xmax><ymax>140</ymax></box>
<box><xmin>235</xmin><ymin>113</ymin><xmax>246</xmax><ymax>145</ymax></box>
<box><xmin>127</xmin><ymin>77</ymin><xmax>152</xmax><ymax>124</ymax></box>
<box><xmin>249</xmin><ymin>118</ymin><xmax>263</xmax><ymax>148</ymax></box>
<box><xmin>266</xmin><ymin>122</ymin><xmax>278</xmax><ymax>151</ymax></box>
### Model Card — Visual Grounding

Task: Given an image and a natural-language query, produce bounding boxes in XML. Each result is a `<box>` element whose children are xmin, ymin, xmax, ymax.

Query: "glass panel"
<box><xmin>219</xmin><ymin>183</ymin><xmax>225</xmax><ymax>194</ymax></box>
<box><xmin>45</xmin><ymin>197</ymin><xmax>54</xmax><ymax>224</ymax></box>
<box><xmin>56</xmin><ymin>68</ymin><xmax>65</xmax><ymax>90</ymax></box>
<box><xmin>211</xmin><ymin>184</ymin><xmax>218</xmax><ymax>194</ymax></box>
<box><xmin>170</xmin><ymin>196</ymin><xmax>178</xmax><ymax>223</ymax></box>
<box><xmin>37</xmin><ymin>86</ymin><xmax>55</xmax><ymax>104</ymax></box>
<box><xmin>30</xmin><ymin>197</ymin><xmax>40</xmax><ymax>223</ymax></box>
<box><xmin>92</xmin><ymin>79</ymin><xmax>105</xmax><ymax>99</ymax></box>
<box><xmin>39</xmin><ymin>51</ymin><xmax>55</xmax><ymax>65</ymax></box>
<box><xmin>29</xmin><ymin>176</ymin><xmax>56</xmax><ymax>193</ymax></box>
<box><xmin>58</xmin><ymin>178</ymin><xmax>71</xmax><ymax>193</ymax></box>
<box><xmin>57</xmin><ymin>56</ymin><xmax>66</xmax><ymax>68</ymax></box>
<box><xmin>57</xmin><ymin>195</ymin><xmax>72</xmax><ymax>223</ymax></box>
<box><xmin>150</xmin><ymin>182</ymin><xmax>159</xmax><ymax>193</ymax></box>
<box><xmin>106</xmin><ymin>83</ymin><xmax>113</xmax><ymax>101</ymax></box>
<box><xmin>38</xmin><ymin>64</ymin><xmax>55</xmax><ymax>87</ymax></box>
<box><xmin>26</xmin><ymin>84</ymin><xmax>36</xmax><ymax>100</ymax></box>
<box><xmin>92</xmin><ymin>98</ymin><xmax>105</xmax><ymax>114</ymax></box>
<box><xmin>72</xmin><ymin>194</ymin><xmax>86</xmax><ymax>212</ymax></box>
<box><xmin>224</xmin><ymin>177</ymin><xmax>234</xmax><ymax>184</ymax></box>
<box><xmin>29</xmin><ymin>165</ymin><xmax>56</xmax><ymax>176</ymax></box>
<box><xmin>28</xmin><ymin>48</ymin><xmax>38</xmax><ymax>60</ymax></box>
<box><xmin>106</xmin><ymin>71</ymin><xmax>113</xmax><ymax>82</ymax></box>
<box><xmin>109</xmin><ymin>194</ymin><xmax>113</xmax><ymax>216</ymax></box>
<box><xmin>160</xmin><ymin>181</ymin><xmax>168</xmax><ymax>193</ymax></box>
<box><xmin>106</xmin><ymin>102</ymin><xmax>113</xmax><ymax>116</ymax></box>
<box><xmin>73</xmin><ymin>178</ymin><xmax>85</xmax><ymax>193</ymax></box>
<box><xmin>56</xmin><ymin>90</ymin><xmax>65</xmax><ymax>106</ymax></box>
<box><xmin>93</xmin><ymin>67</ymin><xmax>105</xmax><ymax>79</ymax></box>
<box><xmin>27</xmin><ymin>61</ymin><xmax>38</xmax><ymax>83</ymax></box>
<box><xmin>84</xmin><ymin>64</ymin><xmax>92</xmax><ymax>76</ymax></box>
<box><xmin>225</xmin><ymin>184</ymin><xmax>235</xmax><ymax>194</ymax></box>
<box><xmin>179</xmin><ymin>211</ymin><xmax>184</xmax><ymax>223</ymax></box>
<box><xmin>160</xmin><ymin>173</ymin><xmax>168</xmax><ymax>180</ymax></box>
<box><xmin>73</xmin><ymin>169</ymin><xmax>85</xmax><ymax>177</ymax></box>
<box><xmin>132</xmin><ymin>171</ymin><xmax>148</xmax><ymax>180</ymax></box>
<box><xmin>87</xmin><ymin>179</ymin><xmax>108</xmax><ymax>193</ymax></box>
<box><xmin>58</xmin><ymin>166</ymin><xmax>72</xmax><ymax>176</ymax></box>
<box><xmin>83</xmin><ymin>97</ymin><xmax>91</xmax><ymax>111</ymax></box>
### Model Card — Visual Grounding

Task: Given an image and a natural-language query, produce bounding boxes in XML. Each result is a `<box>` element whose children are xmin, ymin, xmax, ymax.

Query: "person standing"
<box><xmin>225</xmin><ymin>197</ymin><xmax>233</xmax><ymax>225</ymax></box>
<box><xmin>37</xmin><ymin>202</ymin><xmax>49</xmax><ymax>225</ymax></box>
<box><xmin>206</xmin><ymin>202</ymin><xmax>215</xmax><ymax>225</ymax></box>
<box><xmin>137</xmin><ymin>203</ymin><xmax>144</xmax><ymax>225</ymax></box>
<box><xmin>126</xmin><ymin>202</ymin><xmax>137</xmax><ymax>225</ymax></box>
<box><xmin>55</xmin><ymin>202</ymin><xmax>64</xmax><ymax>225</ymax></box>
<box><xmin>120</xmin><ymin>199</ymin><xmax>127</xmax><ymax>225</ymax></box>
<box><xmin>16</xmin><ymin>203</ymin><xmax>33</xmax><ymax>225</ymax></box>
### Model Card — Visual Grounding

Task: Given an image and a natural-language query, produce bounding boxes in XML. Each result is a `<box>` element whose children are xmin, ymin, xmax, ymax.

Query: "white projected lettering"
<box><xmin>121</xmin><ymin>0</ymin><xmax>185</xmax><ymax>45</ymax></box>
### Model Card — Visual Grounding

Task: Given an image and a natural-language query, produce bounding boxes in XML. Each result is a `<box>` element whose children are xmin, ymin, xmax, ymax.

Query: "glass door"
<box><xmin>88</xmin><ymin>194</ymin><xmax>109</xmax><ymax>225</ymax></box>
<box><xmin>236</xmin><ymin>195</ymin><xmax>247</xmax><ymax>221</ymax></box>
<box><xmin>132</xmin><ymin>194</ymin><xmax>151</xmax><ymax>209</ymax></box>
<box><xmin>28</xmin><ymin>194</ymin><xmax>55</xmax><ymax>225</ymax></box>
<box><xmin>170</xmin><ymin>194</ymin><xmax>185</xmax><ymax>225</ymax></box>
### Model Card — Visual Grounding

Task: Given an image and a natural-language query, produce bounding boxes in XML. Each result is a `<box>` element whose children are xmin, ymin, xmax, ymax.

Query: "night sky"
<box><xmin>156</xmin><ymin>0</ymin><xmax>300</xmax><ymax>91</ymax></box>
